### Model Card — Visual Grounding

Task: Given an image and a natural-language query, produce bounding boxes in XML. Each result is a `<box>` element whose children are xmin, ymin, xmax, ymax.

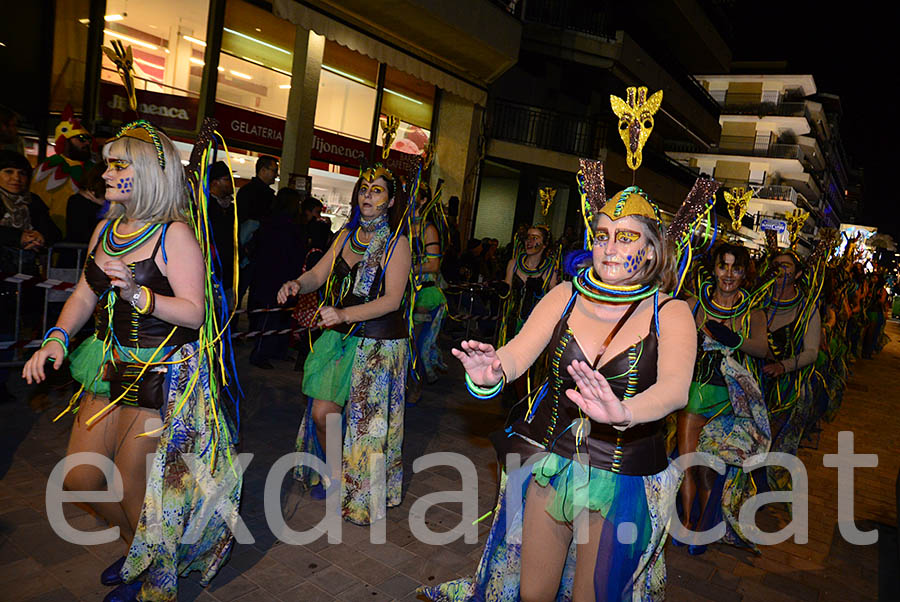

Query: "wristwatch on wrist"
<box><xmin>130</xmin><ymin>288</ymin><xmax>143</xmax><ymax>308</ymax></box>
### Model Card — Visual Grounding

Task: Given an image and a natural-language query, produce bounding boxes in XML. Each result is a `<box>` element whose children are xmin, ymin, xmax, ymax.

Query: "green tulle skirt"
<box><xmin>301</xmin><ymin>329</ymin><xmax>360</xmax><ymax>407</ymax></box>
<box><xmin>69</xmin><ymin>334</ymin><xmax>172</xmax><ymax>400</ymax></box>
<box><xmin>531</xmin><ymin>453</ymin><xmax>619</xmax><ymax>522</ymax></box>
<box><xmin>684</xmin><ymin>381</ymin><xmax>731</xmax><ymax>418</ymax></box>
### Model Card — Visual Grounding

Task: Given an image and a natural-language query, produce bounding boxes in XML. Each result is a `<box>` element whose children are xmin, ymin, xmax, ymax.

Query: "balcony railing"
<box><xmin>523</xmin><ymin>0</ymin><xmax>615</xmax><ymax>38</ymax></box>
<box><xmin>665</xmin><ymin>136</ymin><xmax>806</xmax><ymax>161</ymax></box>
<box><xmin>754</xmin><ymin>184</ymin><xmax>798</xmax><ymax>203</ymax></box>
<box><xmin>488</xmin><ymin>99</ymin><xmax>608</xmax><ymax>158</ymax></box>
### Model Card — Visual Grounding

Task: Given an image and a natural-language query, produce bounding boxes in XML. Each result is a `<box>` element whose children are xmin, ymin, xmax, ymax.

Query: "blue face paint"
<box><xmin>116</xmin><ymin>177</ymin><xmax>133</xmax><ymax>194</ymax></box>
<box><xmin>624</xmin><ymin>247</ymin><xmax>646</xmax><ymax>273</ymax></box>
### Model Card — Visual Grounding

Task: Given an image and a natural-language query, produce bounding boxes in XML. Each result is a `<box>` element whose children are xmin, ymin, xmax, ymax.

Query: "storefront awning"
<box><xmin>274</xmin><ymin>0</ymin><xmax>505</xmax><ymax>106</ymax></box>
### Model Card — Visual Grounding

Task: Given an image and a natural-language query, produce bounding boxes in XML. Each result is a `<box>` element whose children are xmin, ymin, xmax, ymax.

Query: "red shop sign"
<box><xmin>98</xmin><ymin>82</ymin><xmax>198</xmax><ymax>132</ymax></box>
<box><xmin>311</xmin><ymin>129</ymin><xmax>369</xmax><ymax>165</ymax></box>
<box><xmin>214</xmin><ymin>103</ymin><xmax>285</xmax><ymax>150</ymax></box>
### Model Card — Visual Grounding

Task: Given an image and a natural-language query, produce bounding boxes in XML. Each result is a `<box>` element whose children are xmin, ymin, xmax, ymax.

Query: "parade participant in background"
<box><xmin>30</xmin><ymin>104</ymin><xmax>94</xmax><ymax>235</ymax></box>
<box><xmin>498</xmin><ymin>224</ymin><xmax>558</xmax><ymax>400</ymax></box>
<box><xmin>408</xmin><ymin>180</ymin><xmax>448</xmax><ymax>404</ymax></box>
<box><xmin>677</xmin><ymin>242</ymin><xmax>770</xmax><ymax>553</ymax></box>
<box><xmin>423</xmin><ymin>86</ymin><xmax>720</xmax><ymax>601</ymax></box>
<box><xmin>761</xmin><ymin>247</ymin><xmax>822</xmax><ymax>494</ymax></box>
<box><xmin>22</xmin><ymin>119</ymin><xmax>241</xmax><ymax>602</ymax></box>
<box><xmin>279</xmin><ymin>163</ymin><xmax>411</xmax><ymax>525</ymax></box>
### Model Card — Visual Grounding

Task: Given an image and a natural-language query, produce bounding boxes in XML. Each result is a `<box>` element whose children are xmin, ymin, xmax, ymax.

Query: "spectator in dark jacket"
<box><xmin>0</xmin><ymin>150</ymin><xmax>61</xmax><ymax>271</ymax></box>
<box><xmin>248</xmin><ymin>187</ymin><xmax>305</xmax><ymax>368</ymax></box>
<box><xmin>236</xmin><ymin>155</ymin><xmax>278</xmax><ymax>305</ymax></box>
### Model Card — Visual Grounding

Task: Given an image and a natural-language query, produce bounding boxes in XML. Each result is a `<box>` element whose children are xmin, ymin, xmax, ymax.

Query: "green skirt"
<box><xmin>532</xmin><ymin>453</ymin><xmax>618</xmax><ymax>522</ymax></box>
<box><xmin>69</xmin><ymin>334</ymin><xmax>175</xmax><ymax>400</ymax></box>
<box><xmin>684</xmin><ymin>381</ymin><xmax>730</xmax><ymax>418</ymax></box>
<box><xmin>301</xmin><ymin>329</ymin><xmax>360</xmax><ymax>407</ymax></box>
<box><xmin>414</xmin><ymin>285</ymin><xmax>446</xmax><ymax>314</ymax></box>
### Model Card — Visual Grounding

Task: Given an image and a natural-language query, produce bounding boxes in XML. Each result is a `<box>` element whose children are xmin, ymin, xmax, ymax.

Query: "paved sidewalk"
<box><xmin>1</xmin><ymin>323</ymin><xmax>896</xmax><ymax>601</ymax></box>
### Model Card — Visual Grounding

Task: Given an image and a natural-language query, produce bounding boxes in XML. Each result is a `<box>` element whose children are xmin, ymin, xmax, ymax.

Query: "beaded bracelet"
<box><xmin>465</xmin><ymin>372</ymin><xmax>505</xmax><ymax>399</ymax></box>
<box><xmin>41</xmin><ymin>336</ymin><xmax>68</xmax><ymax>359</ymax></box>
<box><xmin>43</xmin><ymin>326</ymin><xmax>70</xmax><ymax>349</ymax></box>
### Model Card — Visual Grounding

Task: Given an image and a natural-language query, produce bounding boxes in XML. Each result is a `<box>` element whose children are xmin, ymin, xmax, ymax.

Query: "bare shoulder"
<box><xmin>163</xmin><ymin>221</ymin><xmax>199</xmax><ymax>245</ymax></box>
<box><xmin>658</xmin><ymin>294</ymin><xmax>694</xmax><ymax>321</ymax></box>
<box><xmin>544</xmin><ymin>280</ymin><xmax>574</xmax><ymax>306</ymax></box>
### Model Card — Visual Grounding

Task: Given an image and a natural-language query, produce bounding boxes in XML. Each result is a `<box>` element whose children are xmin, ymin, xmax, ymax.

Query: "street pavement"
<box><xmin>1</xmin><ymin>322</ymin><xmax>897</xmax><ymax>601</ymax></box>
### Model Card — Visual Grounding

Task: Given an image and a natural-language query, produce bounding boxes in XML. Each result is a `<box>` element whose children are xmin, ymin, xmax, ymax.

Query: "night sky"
<box><xmin>726</xmin><ymin>2</ymin><xmax>900</xmax><ymax>239</ymax></box>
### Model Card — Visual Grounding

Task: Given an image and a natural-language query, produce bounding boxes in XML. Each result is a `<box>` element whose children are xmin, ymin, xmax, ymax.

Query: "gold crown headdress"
<box><xmin>723</xmin><ymin>187</ymin><xmax>752</xmax><ymax>231</ymax></box>
<box><xmin>109</xmin><ymin>120</ymin><xmax>167</xmax><ymax>170</ymax></box>
<box><xmin>361</xmin><ymin>163</ymin><xmax>395</xmax><ymax>183</ymax></box>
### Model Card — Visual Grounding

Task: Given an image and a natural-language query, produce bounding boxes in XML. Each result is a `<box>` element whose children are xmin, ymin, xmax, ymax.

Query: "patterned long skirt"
<box><xmin>121</xmin><ymin>341</ymin><xmax>242</xmax><ymax>601</ymax></box>
<box><xmin>296</xmin><ymin>336</ymin><xmax>407</xmax><ymax>525</ymax></box>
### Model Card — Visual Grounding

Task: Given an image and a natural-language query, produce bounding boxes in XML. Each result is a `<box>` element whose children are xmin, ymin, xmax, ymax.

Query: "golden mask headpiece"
<box><xmin>539</xmin><ymin>187</ymin><xmax>556</xmax><ymax>216</ymax></box>
<box><xmin>785</xmin><ymin>208</ymin><xmax>810</xmax><ymax>249</ymax></box>
<box><xmin>361</xmin><ymin>163</ymin><xmax>394</xmax><ymax>184</ymax></box>
<box><xmin>610</xmin><ymin>86</ymin><xmax>663</xmax><ymax>171</ymax></box>
<box><xmin>108</xmin><ymin>120</ymin><xmax>166</xmax><ymax>170</ymax></box>
<box><xmin>723</xmin><ymin>187</ymin><xmax>752</xmax><ymax>231</ymax></box>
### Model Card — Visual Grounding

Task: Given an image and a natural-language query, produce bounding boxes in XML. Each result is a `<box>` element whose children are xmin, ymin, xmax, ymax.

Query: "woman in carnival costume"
<box><xmin>23</xmin><ymin>119</ymin><xmax>242</xmax><ymax>602</ymax></box>
<box><xmin>422</xmin><ymin>87</ymin><xmax>720</xmax><ymax>601</ymax></box>
<box><xmin>499</xmin><ymin>223</ymin><xmax>559</xmax><ymax>400</ymax></box>
<box><xmin>759</xmin><ymin>243</ymin><xmax>823</xmax><ymax>494</ymax></box>
<box><xmin>676</xmin><ymin>242</ymin><xmax>771</xmax><ymax>553</ymax></box>
<box><xmin>280</xmin><ymin>163</ymin><xmax>411</xmax><ymax>525</ymax></box>
<box><xmin>409</xmin><ymin>179</ymin><xmax>449</xmax><ymax>396</ymax></box>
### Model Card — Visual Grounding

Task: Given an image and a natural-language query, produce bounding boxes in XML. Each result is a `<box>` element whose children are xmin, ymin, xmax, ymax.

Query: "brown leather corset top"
<box><xmin>330</xmin><ymin>255</ymin><xmax>407</xmax><ymax>340</ymax></box>
<box><xmin>495</xmin><ymin>295</ymin><xmax>672</xmax><ymax>476</ymax></box>
<box><xmin>84</xmin><ymin>222</ymin><xmax>199</xmax><ymax>348</ymax></box>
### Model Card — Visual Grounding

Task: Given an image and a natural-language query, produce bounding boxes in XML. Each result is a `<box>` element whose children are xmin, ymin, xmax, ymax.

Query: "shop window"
<box><xmin>377</xmin><ymin>68</ymin><xmax>435</xmax><ymax>156</ymax></box>
<box><xmin>381</xmin><ymin>67</ymin><xmax>434</xmax><ymax>129</ymax></box>
<box><xmin>52</xmin><ymin>0</ymin><xmax>90</xmax><ymax>113</ymax></box>
<box><xmin>214</xmin><ymin>0</ymin><xmax>296</xmax><ymax>119</ymax></box>
<box><xmin>314</xmin><ymin>40</ymin><xmax>379</xmax><ymax>142</ymax></box>
<box><xmin>99</xmin><ymin>0</ymin><xmax>210</xmax><ymax>98</ymax></box>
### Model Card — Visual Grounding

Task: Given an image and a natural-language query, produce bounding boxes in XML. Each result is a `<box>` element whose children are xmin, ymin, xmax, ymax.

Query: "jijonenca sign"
<box><xmin>312</xmin><ymin>131</ymin><xmax>367</xmax><ymax>163</ymax></box>
<box><xmin>98</xmin><ymin>82</ymin><xmax>199</xmax><ymax>131</ymax></box>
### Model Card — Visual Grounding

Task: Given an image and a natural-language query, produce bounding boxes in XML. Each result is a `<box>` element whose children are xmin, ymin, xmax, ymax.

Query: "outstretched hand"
<box><xmin>451</xmin><ymin>340</ymin><xmax>504</xmax><ymax>388</ymax></box>
<box><xmin>565</xmin><ymin>360</ymin><xmax>632</xmax><ymax>426</ymax></box>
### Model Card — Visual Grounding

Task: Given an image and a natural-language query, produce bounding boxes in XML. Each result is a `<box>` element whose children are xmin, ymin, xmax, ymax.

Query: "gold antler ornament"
<box><xmin>380</xmin><ymin>115</ymin><xmax>400</xmax><ymax>160</ymax></box>
<box><xmin>610</xmin><ymin>86</ymin><xmax>663</xmax><ymax>172</ymax></box>
<box><xmin>785</xmin><ymin>208</ymin><xmax>810</xmax><ymax>249</ymax></box>
<box><xmin>422</xmin><ymin>143</ymin><xmax>436</xmax><ymax>170</ymax></box>
<box><xmin>539</xmin><ymin>187</ymin><xmax>557</xmax><ymax>216</ymax></box>
<box><xmin>102</xmin><ymin>41</ymin><xmax>137</xmax><ymax>112</ymax></box>
<box><xmin>723</xmin><ymin>187</ymin><xmax>752</xmax><ymax>231</ymax></box>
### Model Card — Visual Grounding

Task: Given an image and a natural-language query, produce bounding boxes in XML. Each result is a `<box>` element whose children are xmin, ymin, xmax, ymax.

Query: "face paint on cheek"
<box><xmin>116</xmin><ymin>177</ymin><xmax>133</xmax><ymax>194</ymax></box>
<box><xmin>624</xmin><ymin>247</ymin><xmax>646</xmax><ymax>273</ymax></box>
